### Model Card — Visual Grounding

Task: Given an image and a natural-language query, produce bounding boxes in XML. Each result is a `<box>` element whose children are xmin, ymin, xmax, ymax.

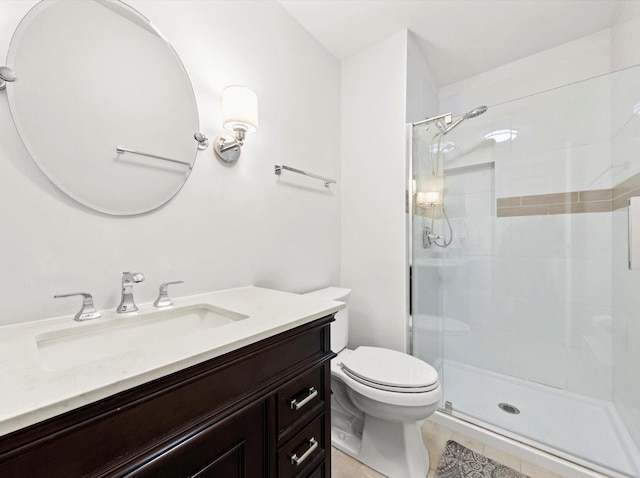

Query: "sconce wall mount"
<box><xmin>214</xmin><ymin>127</ymin><xmax>245</xmax><ymax>163</ymax></box>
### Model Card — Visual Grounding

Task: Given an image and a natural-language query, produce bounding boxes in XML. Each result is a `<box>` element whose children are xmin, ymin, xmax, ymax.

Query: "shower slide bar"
<box><xmin>274</xmin><ymin>164</ymin><xmax>336</xmax><ymax>188</ymax></box>
<box><xmin>116</xmin><ymin>147</ymin><xmax>192</xmax><ymax>169</ymax></box>
<box><xmin>412</xmin><ymin>112</ymin><xmax>452</xmax><ymax>127</ymax></box>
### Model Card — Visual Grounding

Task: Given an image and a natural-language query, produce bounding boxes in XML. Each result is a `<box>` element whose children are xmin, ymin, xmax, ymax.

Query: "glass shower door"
<box><xmin>410</xmin><ymin>65</ymin><xmax>640</xmax><ymax>477</ymax></box>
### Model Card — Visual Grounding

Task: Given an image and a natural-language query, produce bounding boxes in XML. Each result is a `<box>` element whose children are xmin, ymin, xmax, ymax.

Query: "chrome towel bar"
<box><xmin>116</xmin><ymin>147</ymin><xmax>192</xmax><ymax>169</ymax></box>
<box><xmin>275</xmin><ymin>164</ymin><xmax>336</xmax><ymax>188</ymax></box>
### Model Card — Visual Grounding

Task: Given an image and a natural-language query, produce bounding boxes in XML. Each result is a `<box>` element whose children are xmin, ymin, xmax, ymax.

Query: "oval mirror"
<box><xmin>6</xmin><ymin>0</ymin><xmax>201</xmax><ymax>215</ymax></box>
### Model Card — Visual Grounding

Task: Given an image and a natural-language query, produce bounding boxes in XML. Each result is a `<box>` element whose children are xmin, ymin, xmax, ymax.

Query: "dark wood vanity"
<box><xmin>0</xmin><ymin>315</ymin><xmax>335</xmax><ymax>477</ymax></box>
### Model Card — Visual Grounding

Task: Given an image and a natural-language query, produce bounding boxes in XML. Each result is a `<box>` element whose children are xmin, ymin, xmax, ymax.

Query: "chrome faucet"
<box><xmin>117</xmin><ymin>271</ymin><xmax>145</xmax><ymax>313</ymax></box>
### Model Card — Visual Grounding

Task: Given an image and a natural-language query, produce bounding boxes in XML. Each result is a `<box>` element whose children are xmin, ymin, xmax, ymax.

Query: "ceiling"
<box><xmin>279</xmin><ymin>0</ymin><xmax>621</xmax><ymax>87</ymax></box>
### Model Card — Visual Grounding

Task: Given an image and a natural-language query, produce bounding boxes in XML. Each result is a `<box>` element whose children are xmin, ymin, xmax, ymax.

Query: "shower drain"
<box><xmin>498</xmin><ymin>403</ymin><xmax>520</xmax><ymax>414</ymax></box>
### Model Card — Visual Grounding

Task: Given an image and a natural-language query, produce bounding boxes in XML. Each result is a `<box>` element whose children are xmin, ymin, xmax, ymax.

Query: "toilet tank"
<box><xmin>304</xmin><ymin>287</ymin><xmax>351</xmax><ymax>352</ymax></box>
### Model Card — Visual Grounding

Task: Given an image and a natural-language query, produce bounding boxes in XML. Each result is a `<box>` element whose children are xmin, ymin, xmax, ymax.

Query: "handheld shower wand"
<box><xmin>426</xmin><ymin>106</ymin><xmax>488</xmax><ymax>248</ymax></box>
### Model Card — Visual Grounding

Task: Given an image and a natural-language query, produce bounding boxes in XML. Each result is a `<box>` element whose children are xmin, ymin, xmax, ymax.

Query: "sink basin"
<box><xmin>36</xmin><ymin>304</ymin><xmax>249</xmax><ymax>371</ymax></box>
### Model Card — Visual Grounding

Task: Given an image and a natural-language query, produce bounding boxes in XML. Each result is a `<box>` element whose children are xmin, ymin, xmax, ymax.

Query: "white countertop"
<box><xmin>0</xmin><ymin>286</ymin><xmax>344</xmax><ymax>437</ymax></box>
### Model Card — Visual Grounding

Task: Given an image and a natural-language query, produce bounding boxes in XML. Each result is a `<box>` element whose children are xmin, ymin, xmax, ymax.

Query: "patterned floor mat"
<box><xmin>435</xmin><ymin>440</ymin><xmax>530</xmax><ymax>478</ymax></box>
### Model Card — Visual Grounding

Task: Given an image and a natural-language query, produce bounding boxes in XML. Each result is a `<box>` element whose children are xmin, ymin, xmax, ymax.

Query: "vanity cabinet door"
<box><xmin>126</xmin><ymin>401</ymin><xmax>267</xmax><ymax>478</ymax></box>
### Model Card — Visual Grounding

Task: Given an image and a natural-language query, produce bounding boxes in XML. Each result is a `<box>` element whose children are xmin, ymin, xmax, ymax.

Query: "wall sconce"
<box><xmin>416</xmin><ymin>191</ymin><xmax>441</xmax><ymax>208</ymax></box>
<box><xmin>214</xmin><ymin>85</ymin><xmax>259</xmax><ymax>163</ymax></box>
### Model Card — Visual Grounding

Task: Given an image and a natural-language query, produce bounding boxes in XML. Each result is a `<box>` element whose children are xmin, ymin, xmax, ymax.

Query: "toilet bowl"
<box><xmin>305</xmin><ymin>288</ymin><xmax>442</xmax><ymax>478</ymax></box>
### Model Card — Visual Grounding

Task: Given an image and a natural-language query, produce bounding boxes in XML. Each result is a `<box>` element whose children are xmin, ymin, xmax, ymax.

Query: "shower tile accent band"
<box><xmin>497</xmin><ymin>171</ymin><xmax>640</xmax><ymax>217</ymax></box>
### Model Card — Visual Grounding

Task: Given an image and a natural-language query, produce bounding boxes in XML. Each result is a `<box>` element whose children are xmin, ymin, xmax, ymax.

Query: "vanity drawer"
<box><xmin>277</xmin><ymin>364</ymin><xmax>325</xmax><ymax>437</ymax></box>
<box><xmin>307</xmin><ymin>462</ymin><xmax>326</xmax><ymax>478</ymax></box>
<box><xmin>278</xmin><ymin>414</ymin><xmax>325</xmax><ymax>478</ymax></box>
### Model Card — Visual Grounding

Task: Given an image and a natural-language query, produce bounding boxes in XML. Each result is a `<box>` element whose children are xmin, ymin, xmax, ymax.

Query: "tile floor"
<box><xmin>332</xmin><ymin>420</ymin><xmax>564</xmax><ymax>478</ymax></box>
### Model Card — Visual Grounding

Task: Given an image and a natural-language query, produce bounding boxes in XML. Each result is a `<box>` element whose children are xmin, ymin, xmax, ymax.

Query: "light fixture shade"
<box><xmin>417</xmin><ymin>191</ymin><xmax>441</xmax><ymax>206</ymax></box>
<box><xmin>222</xmin><ymin>85</ymin><xmax>258</xmax><ymax>133</ymax></box>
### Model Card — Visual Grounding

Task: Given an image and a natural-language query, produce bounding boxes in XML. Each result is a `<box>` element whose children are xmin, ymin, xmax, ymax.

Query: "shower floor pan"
<box><xmin>443</xmin><ymin>360</ymin><xmax>640</xmax><ymax>477</ymax></box>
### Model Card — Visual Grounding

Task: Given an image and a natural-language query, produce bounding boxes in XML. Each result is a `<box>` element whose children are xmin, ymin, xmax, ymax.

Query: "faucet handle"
<box><xmin>154</xmin><ymin>281</ymin><xmax>184</xmax><ymax>307</ymax></box>
<box><xmin>54</xmin><ymin>292</ymin><xmax>101</xmax><ymax>322</ymax></box>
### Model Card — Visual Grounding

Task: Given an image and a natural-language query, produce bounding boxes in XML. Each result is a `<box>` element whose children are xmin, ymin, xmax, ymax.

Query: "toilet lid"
<box><xmin>340</xmin><ymin>346</ymin><xmax>439</xmax><ymax>392</ymax></box>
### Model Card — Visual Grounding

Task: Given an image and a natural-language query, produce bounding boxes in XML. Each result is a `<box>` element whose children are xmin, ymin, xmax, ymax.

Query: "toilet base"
<box><xmin>332</xmin><ymin>414</ymin><xmax>430</xmax><ymax>478</ymax></box>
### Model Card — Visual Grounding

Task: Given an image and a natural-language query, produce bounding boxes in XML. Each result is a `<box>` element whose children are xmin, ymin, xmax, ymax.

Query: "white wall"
<box><xmin>340</xmin><ymin>30</ymin><xmax>409</xmax><ymax>352</ymax></box>
<box><xmin>0</xmin><ymin>1</ymin><xmax>340</xmax><ymax>326</ymax></box>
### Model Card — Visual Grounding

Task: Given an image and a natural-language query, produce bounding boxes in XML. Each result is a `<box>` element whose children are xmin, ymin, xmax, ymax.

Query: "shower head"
<box><xmin>464</xmin><ymin>106</ymin><xmax>488</xmax><ymax>119</ymax></box>
<box><xmin>441</xmin><ymin>105</ymin><xmax>488</xmax><ymax>135</ymax></box>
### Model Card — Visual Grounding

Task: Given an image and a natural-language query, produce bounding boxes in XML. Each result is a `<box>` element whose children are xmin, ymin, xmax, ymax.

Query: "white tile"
<box><xmin>564</xmin><ymin>44</ymin><xmax>611</xmax><ymax>88</ymax></box>
<box><xmin>444</xmin><ymin>165</ymin><xmax>494</xmax><ymax>195</ymax></box>
<box><xmin>445</xmin><ymin>191</ymin><xmax>494</xmax><ymax>219</ymax></box>
<box><xmin>439</xmin><ymin>29</ymin><xmax>610</xmax><ymax>112</ymax></box>
<box><xmin>442</xmin><ymin>290</ymin><xmax>488</xmax><ymax>329</ymax></box>
<box><xmin>612</xmin><ymin>15</ymin><xmax>640</xmax><ymax>71</ymax></box>
<box><xmin>452</xmin><ymin>216</ymin><xmax>498</xmax><ymax>256</ymax></box>
<box><xmin>612</xmin><ymin>134</ymin><xmax>640</xmax><ymax>185</ymax></box>
<box><xmin>442</xmin><ymin>256</ymin><xmax>493</xmax><ymax>293</ymax></box>
<box><xmin>515</xmin><ymin>215</ymin><xmax>568</xmax><ymax>258</ymax></box>
<box><xmin>567</xmin><ymin>302</ymin><xmax>613</xmax><ymax>348</ymax></box>
<box><xmin>568</xmin><ymin>258</ymin><xmax>612</xmax><ymax>306</ymax></box>
<box><xmin>567</xmin><ymin>212</ymin><xmax>612</xmax><ymax>260</ymax></box>
<box><xmin>611</xmin><ymin>65</ymin><xmax>640</xmax><ymax>136</ymax></box>
<box><xmin>568</xmin><ymin>69</ymin><xmax>619</xmax><ymax>103</ymax></box>
<box><xmin>510</xmin><ymin>98</ymin><xmax>570</xmax><ymax>158</ymax></box>
<box><xmin>566</xmin><ymin>141</ymin><xmax>612</xmax><ymax>191</ymax></box>
<box><xmin>497</xmin><ymin>152</ymin><xmax>567</xmax><ymax>197</ymax></box>
<box><xmin>565</xmin><ymin>345</ymin><xmax>612</xmax><ymax>400</ymax></box>
<box><xmin>567</xmin><ymin>95</ymin><xmax>612</xmax><ymax>148</ymax></box>
<box><xmin>491</xmin><ymin>256</ymin><xmax>568</xmax><ymax>301</ymax></box>
<box><xmin>505</xmin><ymin>338</ymin><xmax>569</xmax><ymax>388</ymax></box>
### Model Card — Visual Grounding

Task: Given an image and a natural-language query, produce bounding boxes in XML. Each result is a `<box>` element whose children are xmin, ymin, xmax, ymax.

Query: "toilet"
<box><xmin>305</xmin><ymin>287</ymin><xmax>442</xmax><ymax>478</ymax></box>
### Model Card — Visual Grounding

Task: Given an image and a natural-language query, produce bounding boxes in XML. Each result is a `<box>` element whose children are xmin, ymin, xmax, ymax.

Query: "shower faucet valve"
<box><xmin>423</xmin><ymin>226</ymin><xmax>443</xmax><ymax>249</ymax></box>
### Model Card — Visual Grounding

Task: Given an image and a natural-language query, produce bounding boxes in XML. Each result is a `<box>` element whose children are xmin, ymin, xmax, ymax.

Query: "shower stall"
<box><xmin>409</xmin><ymin>64</ymin><xmax>640</xmax><ymax>477</ymax></box>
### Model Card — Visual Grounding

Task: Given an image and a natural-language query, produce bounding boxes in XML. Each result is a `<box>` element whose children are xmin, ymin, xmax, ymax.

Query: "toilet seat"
<box><xmin>333</xmin><ymin>348</ymin><xmax>441</xmax><ymax>407</ymax></box>
<box><xmin>340</xmin><ymin>346</ymin><xmax>439</xmax><ymax>393</ymax></box>
<box><xmin>342</xmin><ymin>368</ymin><xmax>439</xmax><ymax>393</ymax></box>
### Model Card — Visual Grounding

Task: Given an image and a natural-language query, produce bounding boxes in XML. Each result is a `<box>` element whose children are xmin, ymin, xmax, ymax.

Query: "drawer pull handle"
<box><xmin>290</xmin><ymin>387</ymin><xmax>318</xmax><ymax>410</ymax></box>
<box><xmin>290</xmin><ymin>437</ymin><xmax>318</xmax><ymax>466</ymax></box>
